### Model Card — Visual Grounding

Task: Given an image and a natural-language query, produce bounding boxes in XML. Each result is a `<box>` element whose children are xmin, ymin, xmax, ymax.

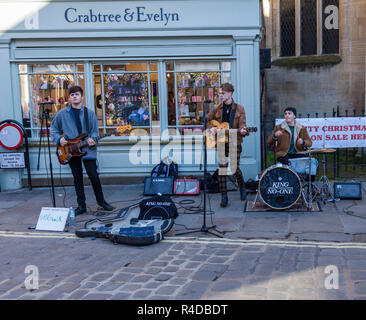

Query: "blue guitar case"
<box><xmin>75</xmin><ymin>203</ymin><xmax>174</xmax><ymax>245</ymax></box>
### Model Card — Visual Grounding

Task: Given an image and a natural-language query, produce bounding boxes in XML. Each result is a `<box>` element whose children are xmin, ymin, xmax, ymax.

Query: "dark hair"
<box><xmin>220</xmin><ymin>82</ymin><xmax>235</xmax><ymax>93</ymax></box>
<box><xmin>68</xmin><ymin>85</ymin><xmax>83</xmax><ymax>96</ymax></box>
<box><xmin>284</xmin><ymin>107</ymin><xmax>297</xmax><ymax>117</ymax></box>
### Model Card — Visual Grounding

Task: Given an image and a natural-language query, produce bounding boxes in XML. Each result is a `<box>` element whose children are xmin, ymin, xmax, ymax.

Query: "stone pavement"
<box><xmin>0</xmin><ymin>181</ymin><xmax>366</xmax><ymax>300</ymax></box>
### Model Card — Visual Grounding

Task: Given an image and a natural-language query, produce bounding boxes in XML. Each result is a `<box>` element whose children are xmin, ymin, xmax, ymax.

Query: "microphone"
<box><xmin>39</xmin><ymin>101</ymin><xmax>55</xmax><ymax>105</ymax></box>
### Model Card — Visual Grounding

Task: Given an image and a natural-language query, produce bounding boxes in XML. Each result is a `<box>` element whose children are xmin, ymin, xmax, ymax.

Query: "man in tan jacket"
<box><xmin>207</xmin><ymin>83</ymin><xmax>249</xmax><ymax>208</ymax></box>
<box><xmin>267</xmin><ymin>107</ymin><xmax>312</xmax><ymax>165</ymax></box>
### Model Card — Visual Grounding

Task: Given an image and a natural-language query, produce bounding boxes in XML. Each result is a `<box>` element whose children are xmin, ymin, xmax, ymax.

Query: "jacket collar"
<box><xmin>281</xmin><ymin>120</ymin><xmax>302</xmax><ymax>136</ymax></box>
<box><xmin>67</xmin><ymin>104</ymin><xmax>85</xmax><ymax>112</ymax></box>
<box><xmin>218</xmin><ymin>100</ymin><xmax>237</xmax><ymax>110</ymax></box>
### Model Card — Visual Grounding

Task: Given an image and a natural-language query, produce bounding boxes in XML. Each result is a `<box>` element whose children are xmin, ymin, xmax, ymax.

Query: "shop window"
<box><xmin>19</xmin><ymin>64</ymin><xmax>85</xmax><ymax>138</ymax></box>
<box><xmin>93</xmin><ymin>62</ymin><xmax>158</xmax><ymax>136</ymax></box>
<box><xmin>166</xmin><ymin>61</ymin><xmax>231</xmax><ymax>136</ymax></box>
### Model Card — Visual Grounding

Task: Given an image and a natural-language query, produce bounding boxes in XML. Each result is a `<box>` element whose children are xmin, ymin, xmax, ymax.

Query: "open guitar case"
<box><xmin>75</xmin><ymin>202</ymin><xmax>175</xmax><ymax>246</ymax></box>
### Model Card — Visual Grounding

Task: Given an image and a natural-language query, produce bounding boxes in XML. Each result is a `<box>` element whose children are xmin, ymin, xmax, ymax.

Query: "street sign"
<box><xmin>0</xmin><ymin>153</ymin><xmax>25</xmax><ymax>168</ymax></box>
<box><xmin>0</xmin><ymin>123</ymin><xmax>24</xmax><ymax>150</ymax></box>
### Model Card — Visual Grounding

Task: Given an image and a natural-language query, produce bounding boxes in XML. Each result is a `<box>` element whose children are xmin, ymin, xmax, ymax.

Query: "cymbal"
<box><xmin>299</xmin><ymin>148</ymin><xmax>336</xmax><ymax>154</ymax></box>
<box><xmin>309</xmin><ymin>148</ymin><xmax>336</xmax><ymax>153</ymax></box>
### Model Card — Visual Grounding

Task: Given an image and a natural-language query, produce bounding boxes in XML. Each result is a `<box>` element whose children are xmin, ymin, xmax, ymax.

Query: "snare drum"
<box><xmin>259</xmin><ymin>164</ymin><xmax>302</xmax><ymax>210</ymax></box>
<box><xmin>289</xmin><ymin>157</ymin><xmax>318</xmax><ymax>176</ymax></box>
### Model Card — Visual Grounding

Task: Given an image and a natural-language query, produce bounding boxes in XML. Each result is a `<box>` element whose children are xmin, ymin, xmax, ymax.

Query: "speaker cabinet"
<box><xmin>260</xmin><ymin>48</ymin><xmax>271</xmax><ymax>69</ymax></box>
<box><xmin>334</xmin><ymin>182</ymin><xmax>362</xmax><ymax>200</ymax></box>
<box><xmin>174</xmin><ymin>179</ymin><xmax>200</xmax><ymax>195</ymax></box>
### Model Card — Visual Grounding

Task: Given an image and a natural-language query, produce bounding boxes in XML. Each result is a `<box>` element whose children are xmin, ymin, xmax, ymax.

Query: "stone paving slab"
<box><xmin>0</xmin><ymin>182</ymin><xmax>366</xmax><ymax>242</ymax></box>
<box><xmin>339</xmin><ymin>215</ymin><xmax>366</xmax><ymax>234</ymax></box>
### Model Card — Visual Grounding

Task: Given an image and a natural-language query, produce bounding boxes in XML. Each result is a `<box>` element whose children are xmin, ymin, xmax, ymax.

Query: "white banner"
<box><xmin>275</xmin><ymin>117</ymin><xmax>366</xmax><ymax>149</ymax></box>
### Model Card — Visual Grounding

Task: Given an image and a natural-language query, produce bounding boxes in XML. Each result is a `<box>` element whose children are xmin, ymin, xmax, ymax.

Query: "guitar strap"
<box><xmin>229</xmin><ymin>103</ymin><xmax>236</xmax><ymax>129</ymax></box>
<box><xmin>84</xmin><ymin>107</ymin><xmax>89</xmax><ymax>136</ymax></box>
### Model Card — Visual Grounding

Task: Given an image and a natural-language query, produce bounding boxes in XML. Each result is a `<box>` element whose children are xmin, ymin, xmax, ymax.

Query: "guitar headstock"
<box><xmin>248</xmin><ymin>127</ymin><xmax>258</xmax><ymax>132</ymax></box>
<box><xmin>116</xmin><ymin>124</ymin><xmax>133</xmax><ymax>134</ymax></box>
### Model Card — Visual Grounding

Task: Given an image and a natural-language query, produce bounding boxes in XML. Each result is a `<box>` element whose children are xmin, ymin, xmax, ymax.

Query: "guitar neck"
<box><xmin>78</xmin><ymin>132</ymin><xmax>111</xmax><ymax>148</ymax></box>
<box><xmin>223</xmin><ymin>127</ymin><xmax>257</xmax><ymax>133</ymax></box>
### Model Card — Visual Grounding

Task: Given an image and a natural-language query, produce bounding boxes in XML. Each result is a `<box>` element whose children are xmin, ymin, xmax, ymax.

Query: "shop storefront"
<box><xmin>0</xmin><ymin>0</ymin><xmax>261</xmax><ymax>190</ymax></box>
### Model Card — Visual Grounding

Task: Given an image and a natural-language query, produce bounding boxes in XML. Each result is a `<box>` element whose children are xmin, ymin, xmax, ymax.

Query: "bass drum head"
<box><xmin>141</xmin><ymin>210</ymin><xmax>174</xmax><ymax>233</ymax></box>
<box><xmin>259</xmin><ymin>166</ymin><xmax>301</xmax><ymax>210</ymax></box>
<box><xmin>140</xmin><ymin>207</ymin><xmax>175</xmax><ymax>234</ymax></box>
<box><xmin>160</xmin><ymin>219</ymin><xmax>174</xmax><ymax>234</ymax></box>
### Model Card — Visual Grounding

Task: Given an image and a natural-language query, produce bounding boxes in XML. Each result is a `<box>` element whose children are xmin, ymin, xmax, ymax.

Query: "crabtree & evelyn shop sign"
<box><xmin>64</xmin><ymin>7</ymin><xmax>179</xmax><ymax>26</ymax></box>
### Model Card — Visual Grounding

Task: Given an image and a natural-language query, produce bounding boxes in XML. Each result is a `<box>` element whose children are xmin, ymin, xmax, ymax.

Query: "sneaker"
<box><xmin>97</xmin><ymin>201</ymin><xmax>114</xmax><ymax>211</ymax></box>
<box><xmin>240</xmin><ymin>186</ymin><xmax>247</xmax><ymax>201</ymax></box>
<box><xmin>220</xmin><ymin>195</ymin><xmax>228</xmax><ymax>208</ymax></box>
<box><xmin>75</xmin><ymin>205</ymin><xmax>87</xmax><ymax>216</ymax></box>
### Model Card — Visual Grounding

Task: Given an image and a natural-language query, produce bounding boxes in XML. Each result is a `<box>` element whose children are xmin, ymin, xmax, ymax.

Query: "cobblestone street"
<box><xmin>1</xmin><ymin>183</ymin><xmax>366</xmax><ymax>301</ymax></box>
<box><xmin>1</xmin><ymin>231</ymin><xmax>366</xmax><ymax>300</ymax></box>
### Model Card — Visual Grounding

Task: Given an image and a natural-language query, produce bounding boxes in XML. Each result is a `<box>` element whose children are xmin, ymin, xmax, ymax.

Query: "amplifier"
<box><xmin>334</xmin><ymin>182</ymin><xmax>362</xmax><ymax>200</ymax></box>
<box><xmin>174</xmin><ymin>179</ymin><xmax>200</xmax><ymax>195</ymax></box>
<box><xmin>143</xmin><ymin>177</ymin><xmax>174</xmax><ymax>196</ymax></box>
<box><xmin>260</xmin><ymin>48</ymin><xmax>271</xmax><ymax>69</ymax></box>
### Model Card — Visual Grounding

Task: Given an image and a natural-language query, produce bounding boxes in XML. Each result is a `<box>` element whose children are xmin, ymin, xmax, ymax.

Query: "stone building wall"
<box><xmin>262</xmin><ymin>0</ymin><xmax>366</xmax><ymax>118</ymax></box>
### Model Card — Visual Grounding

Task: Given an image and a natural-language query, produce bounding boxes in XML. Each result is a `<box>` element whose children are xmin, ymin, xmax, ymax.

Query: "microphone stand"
<box><xmin>38</xmin><ymin>102</ymin><xmax>56</xmax><ymax>207</ymax></box>
<box><xmin>176</xmin><ymin>100</ymin><xmax>223</xmax><ymax>238</ymax></box>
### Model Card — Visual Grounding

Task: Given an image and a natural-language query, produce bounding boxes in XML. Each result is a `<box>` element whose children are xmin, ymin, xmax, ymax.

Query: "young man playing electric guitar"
<box><xmin>207</xmin><ymin>83</ymin><xmax>249</xmax><ymax>208</ymax></box>
<box><xmin>50</xmin><ymin>86</ymin><xmax>114</xmax><ymax>215</ymax></box>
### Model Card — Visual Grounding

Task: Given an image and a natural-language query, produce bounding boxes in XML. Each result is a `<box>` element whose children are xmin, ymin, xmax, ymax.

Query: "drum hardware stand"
<box><xmin>36</xmin><ymin>102</ymin><xmax>56</xmax><ymax>207</ymax></box>
<box><xmin>306</xmin><ymin>151</ymin><xmax>315</xmax><ymax>211</ymax></box>
<box><xmin>250</xmin><ymin>189</ymin><xmax>261</xmax><ymax>210</ymax></box>
<box><xmin>176</xmin><ymin>101</ymin><xmax>223</xmax><ymax>238</ymax></box>
<box><xmin>318</xmin><ymin>153</ymin><xmax>335</xmax><ymax>204</ymax></box>
<box><xmin>318</xmin><ymin>131</ymin><xmax>335</xmax><ymax>204</ymax></box>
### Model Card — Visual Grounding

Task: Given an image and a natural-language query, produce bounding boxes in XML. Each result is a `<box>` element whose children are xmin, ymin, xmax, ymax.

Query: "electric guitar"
<box><xmin>56</xmin><ymin>125</ymin><xmax>132</xmax><ymax>165</ymax></box>
<box><xmin>206</xmin><ymin>120</ymin><xmax>257</xmax><ymax>148</ymax></box>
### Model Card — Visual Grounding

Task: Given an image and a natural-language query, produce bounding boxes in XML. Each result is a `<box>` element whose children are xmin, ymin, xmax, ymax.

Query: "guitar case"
<box><xmin>109</xmin><ymin>220</ymin><xmax>164</xmax><ymax>246</ymax></box>
<box><xmin>75</xmin><ymin>203</ymin><xmax>174</xmax><ymax>245</ymax></box>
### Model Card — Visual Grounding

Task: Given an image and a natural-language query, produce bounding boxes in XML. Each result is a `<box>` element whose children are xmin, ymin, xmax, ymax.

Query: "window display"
<box><xmin>104</xmin><ymin>73</ymin><xmax>149</xmax><ymax>127</ymax></box>
<box><xmin>19</xmin><ymin>61</ymin><xmax>230</xmax><ymax>139</ymax></box>
<box><xmin>166</xmin><ymin>61</ymin><xmax>231</xmax><ymax>135</ymax></box>
<box><xmin>19</xmin><ymin>64</ymin><xmax>84</xmax><ymax>137</ymax></box>
<box><xmin>93</xmin><ymin>62</ymin><xmax>158</xmax><ymax>135</ymax></box>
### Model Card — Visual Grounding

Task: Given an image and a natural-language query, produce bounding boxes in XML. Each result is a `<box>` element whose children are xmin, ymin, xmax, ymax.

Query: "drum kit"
<box><xmin>252</xmin><ymin>148</ymin><xmax>337</xmax><ymax>211</ymax></box>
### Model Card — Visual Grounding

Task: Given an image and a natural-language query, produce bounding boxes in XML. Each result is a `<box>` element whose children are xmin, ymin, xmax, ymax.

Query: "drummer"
<box><xmin>267</xmin><ymin>107</ymin><xmax>312</xmax><ymax>165</ymax></box>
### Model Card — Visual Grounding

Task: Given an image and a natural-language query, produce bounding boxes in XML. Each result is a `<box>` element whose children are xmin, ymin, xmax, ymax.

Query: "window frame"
<box><xmin>17</xmin><ymin>59</ymin><xmax>236</xmax><ymax>140</ymax></box>
<box><xmin>278</xmin><ymin>0</ymin><xmax>340</xmax><ymax>58</ymax></box>
<box><xmin>18</xmin><ymin>63</ymin><xmax>85</xmax><ymax>138</ymax></box>
<box><xmin>165</xmin><ymin>60</ymin><xmax>233</xmax><ymax>135</ymax></box>
<box><xmin>92</xmin><ymin>62</ymin><xmax>159</xmax><ymax>135</ymax></box>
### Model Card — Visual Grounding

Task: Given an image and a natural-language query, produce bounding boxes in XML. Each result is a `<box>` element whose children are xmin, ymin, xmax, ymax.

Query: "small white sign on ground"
<box><xmin>36</xmin><ymin>207</ymin><xmax>70</xmax><ymax>232</ymax></box>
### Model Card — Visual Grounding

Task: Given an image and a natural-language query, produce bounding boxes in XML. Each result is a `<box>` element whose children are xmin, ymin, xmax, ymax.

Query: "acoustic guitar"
<box><xmin>56</xmin><ymin>125</ymin><xmax>132</xmax><ymax>165</ymax></box>
<box><xmin>206</xmin><ymin>120</ymin><xmax>257</xmax><ymax>148</ymax></box>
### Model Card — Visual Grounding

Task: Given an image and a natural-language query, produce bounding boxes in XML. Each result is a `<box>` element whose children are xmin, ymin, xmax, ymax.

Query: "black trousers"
<box><xmin>68</xmin><ymin>157</ymin><xmax>105</xmax><ymax>207</ymax></box>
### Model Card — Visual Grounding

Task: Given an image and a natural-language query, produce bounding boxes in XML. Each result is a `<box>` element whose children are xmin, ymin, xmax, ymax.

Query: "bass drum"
<box><xmin>259</xmin><ymin>164</ymin><xmax>302</xmax><ymax>210</ymax></box>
